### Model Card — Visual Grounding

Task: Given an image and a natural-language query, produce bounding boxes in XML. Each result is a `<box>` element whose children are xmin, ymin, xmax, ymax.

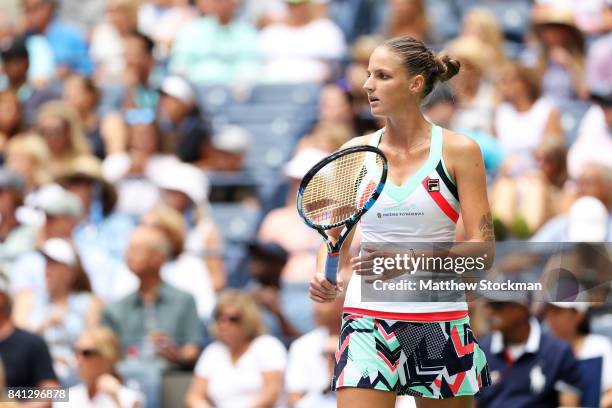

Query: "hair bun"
<box><xmin>436</xmin><ymin>55</ymin><xmax>461</xmax><ymax>82</ymax></box>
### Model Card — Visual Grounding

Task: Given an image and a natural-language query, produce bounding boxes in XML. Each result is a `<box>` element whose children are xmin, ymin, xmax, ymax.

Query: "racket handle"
<box><xmin>324</xmin><ymin>253</ymin><xmax>340</xmax><ymax>284</ymax></box>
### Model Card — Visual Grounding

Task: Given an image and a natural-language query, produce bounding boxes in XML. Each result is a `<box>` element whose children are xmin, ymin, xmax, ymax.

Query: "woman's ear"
<box><xmin>409</xmin><ymin>74</ymin><xmax>426</xmax><ymax>94</ymax></box>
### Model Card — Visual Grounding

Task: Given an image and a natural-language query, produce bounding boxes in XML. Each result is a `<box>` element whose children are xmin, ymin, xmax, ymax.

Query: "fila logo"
<box><xmin>427</xmin><ymin>178</ymin><xmax>440</xmax><ymax>192</ymax></box>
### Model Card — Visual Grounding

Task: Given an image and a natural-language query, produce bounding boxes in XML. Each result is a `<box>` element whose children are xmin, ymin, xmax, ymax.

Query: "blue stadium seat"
<box><xmin>248</xmin><ymin>83</ymin><xmax>322</xmax><ymax>106</ymax></box>
<box><xmin>425</xmin><ymin>0</ymin><xmax>462</xmax><ymax>43</ymax></box>
<box><xmin>197</xmin><ymin>85</ymin><xmax>234</xmax><ymax>114</ymax></box>
<box><xmin>558</xmin><ymin>101</ymin><xmax>591</xmax><ymax>146</ymax></box>
<box><xmin>459</xmin><ymin>0</ymin><xmax>532</xmax><ymax>42</ymax></box>
<box><xmin>210</xmin><ymin>202</ymin><xmax>261</xmax><ymax>243</ymax></box>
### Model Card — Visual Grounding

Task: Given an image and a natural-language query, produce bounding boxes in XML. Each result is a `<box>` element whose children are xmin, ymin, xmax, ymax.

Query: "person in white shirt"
<box><xmin>54</xmin><ymin>326</ymin><xmax>144</xmax><ymax>408</ymax></box>
<box><xmin>185</xmin><ymin>290</ymin><xmax>287</xmax><ymax>408</ymax></box>
<box><xmin>545</xmin><ymin>302</ymin><xmax>612</xmax><ymax>407</ymax></box>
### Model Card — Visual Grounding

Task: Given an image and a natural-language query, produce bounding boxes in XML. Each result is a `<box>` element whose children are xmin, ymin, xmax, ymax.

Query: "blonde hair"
<box><xmin>462</xmin><ymin>8</ymin><xmax>506</xmax><ymax>69</ymax></box>
<box><xmin>209</xmin><ymin>290</ymin><xmax>265</xmax><ymax>341</ymax></box>
<box><xmin>79</xmin><ymin>327</ymin><xmax>123</xmax><ymax>380</ymax></box>
<box><xmin>388</xmin><ymin>0</ymin><xmax>429</xmax><ymax>41</ymax></box>
<box><xmin>6</xmin><ymin>133</ymin><xmax>51</xmax><ymax>187</ymax></box>
<box><xmin>142</xmin><ymin>206</ymin><xmax>186</xmax><ymax>258</ymax></box>
<box><xmin>37</xmin><ymin>101</ymin><xmax>91</xmax><ymax>157</ymax></box>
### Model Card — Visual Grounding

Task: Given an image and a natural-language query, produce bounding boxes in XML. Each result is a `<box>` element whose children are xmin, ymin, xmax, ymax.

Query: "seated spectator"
<box><xmin>0</xmin><ymin>272</ymin><xmax>59</xmax><ymax>392</ymax></box>
<box><xmin>62</xmin><ymin>74</ymin><xmax>105</xmax><ymax>159</ymax></box>
<box><xmin>295</xmin><ymin>120</ymin><xmax>352</xmax><ymax>154</ymax></box>
<box><xmin>493</xmin><ymin>62</ymin><xmax>563</xmax><ymax>174</ymax></box>
<box><xmin>286</xmin><ymin>295</ymin><xmax>343</xmax><ymax>407</ymax></box>
<box><xmin>0</xmin><ymin>36</ymin><xmax>58</xmax><ymax>126</ymax></box>
<box><xmin>13</xmin><ymin>238</ymin><xmax>102</xmax><ymax>385</ymax></box>
<box><xmin>247</xmin><ymin>240</ymin><xmax>300</xmax><ymax>344</ymax></box>
<box><xmin>89</xmin><ymin>0</ymin><xmax>140</xmax><ymax>84</ymax></box>
<box><xmin>0</xmin><ymin>91</ymin><xmax>25</xmax><ymax>158</ymax></box>
<box><xmin>53</xmin><ymin>326</ymin><xmax>144</xmax><ymax>408</ymax></box>
<box><xmin>526</xmin><ymin>5</ymin><xmax>588</xmax><ymax>101</ymax></box>
<box><xmin>185</xmin><ymin>290</ymin><xmax>286</xmax><ymax>408</ymax></box>
<box><xmin>258</xmin><ymin>148</ymin><xmax>327</xmax><ymax>282</ymax></box>
<box><xmin>259</xmin><ymin>0</ymin><xmax>346</xmax><ymax>83</ymax></box>
<box><xmin>36</xmin><ymin>101</ymin><xmax>91</xmax><ymax>178</ymax></box>
<box><xmin>294</xmin><ymin>333</ymin><xmax>338</xmax><ymax>408</ymax></box>
<box><xmin>460</xmin><ymin>8</ymin><xmax>506</xmax><ymax>74</ymax></box>
<box><xmin>567</xmin><ymin>92</ymin><xmax>612</xmax><ymax>180</ymax></box>
<box><xmin>531</xmin><ymin>164</ymin><xmax>612</xmax><ymax>242</ymax></box>
<box><xmin>316</xmin><ymin>84</ymin><xmax>357</xmax><ymax>138</ymax></box>
<box><xmin>444</xmin><ymin>36</ymin><xmax>497</xmax><ymax>135</ymax></box>
<box><xmin>21</xmin><ymin>0</ymin><xmax>93</xmax><ymax>77</ymax></box>
<box><xmin>544</xmin><ymin>302</ymin><xmax>612</xmax><ymax>407</ymax></box>
<box><xmin>0</xmin><ymin>169</ymin><xmax>36</xmax><ymax>272</ymax></box>
<box><xmin>240</xmin><ymin>0</ymin><xmax>287</xmax><ymax>28</ymax></box>
<box><xmin>102</xmin><ymin>110</ymin><xmax>177</xmax><ymax>218</ymax></box>
<box><xmin>137</xmin><ymin>0</ymin><xmax>198</xmax><ymax>58</ymax></box>
<box><xmin>141</xmin><ymin>206</ymin><xmax>217</xmax><ymax>321</ymax></box>
<box><xmin>5</xmin><ymin>134</ymin><xmax>51</xmax><ymax>197</ymax></box>
<box><xmin>156</xmin><ymin>75</ymin><xmax>212</xmax><ymax>163</ymax></box>
<box><xmin>196</xmin><ymin>125</ymin><xmax>251</xmax><ymax>172</ymax></box>
<box><xmin>476</xmin><ymin>290</ymin><xmax>581</xmax><ymax>407</ymax></box>
<box><xmin>169</xmin><ymin>0</ymin><xmax>261</xmax><ymax>85</ymax></box>
<box><xmin>385</xmin><ymin>0</ymin><xmax>429</xmax><ymax>41</ymax></box>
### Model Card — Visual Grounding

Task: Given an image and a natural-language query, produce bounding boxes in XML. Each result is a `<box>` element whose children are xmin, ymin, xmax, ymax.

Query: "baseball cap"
<box><xmin>39</xmin><ymin>238</ymin><xmax>78</xmax><ymax>268</ymax></box>
<box><xmin>160</xmin><ymin>75</ymin><xmax>195</xmax><ymax>106</ymax></box>
<box><xmin>35</xmin><ymin>184</ymin><xmax>84</xmax><ymax>218</ymax></box>
<box><xmin>152</xmin><ymin>160</ymin><xmax>210</xmax><ymax>206</ymax></box>
<box><xmin>0</xmin><ymin>168</ymin><xmax>25</xmax><ymax>191</ymax></box>
<box><xmin>0</xmin><ymin>36</ymin><xmax>28</xmax><ymax>61</ymax></box>
<box><xmin>283</xmin><ymin>148</ymin><xmax>328</xmax><ymax>180</ymax></box>
<box><xmin>567</xmin><ymin>196</ymin><xmax>608</xmax><ymax>242</ymax></box>
<box><xmin>548</xmin><ymin>301</ymin><xmax>589</xmax><ymax>312</ymax></box>
<box><xmin>212</xmin><ymin>126</ymin><xmax>251</xmax><ymax>154</ymax></box>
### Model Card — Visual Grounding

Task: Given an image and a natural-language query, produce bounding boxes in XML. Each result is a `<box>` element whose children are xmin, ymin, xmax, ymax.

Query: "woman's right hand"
<box><xmin>309</xmin><ymin>273</ymin><xmax>343</xmax><ymax>303</ymax></box>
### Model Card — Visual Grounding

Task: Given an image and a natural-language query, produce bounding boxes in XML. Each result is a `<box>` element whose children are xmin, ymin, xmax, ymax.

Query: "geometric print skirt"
<box><xmin>332</xmin><ymin>312</ymin><xmax>492</xmax><ymax>398</ymax></box>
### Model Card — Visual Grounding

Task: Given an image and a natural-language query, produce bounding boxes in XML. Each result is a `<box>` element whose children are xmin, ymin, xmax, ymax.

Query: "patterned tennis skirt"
<box><xmin>332</xmin><ymin>311</ymin><xmax>491</xmax><ymax>398</ymax></box>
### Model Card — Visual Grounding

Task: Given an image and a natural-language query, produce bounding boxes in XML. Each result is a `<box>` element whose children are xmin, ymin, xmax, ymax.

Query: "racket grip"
<box><xmin>324</xmin><ymin>253</ymin><xmax>340</xmax><ymax>284</ymax></box>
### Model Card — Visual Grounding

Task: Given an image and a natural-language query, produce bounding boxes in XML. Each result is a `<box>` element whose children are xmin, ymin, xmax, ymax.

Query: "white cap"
<box><xmin>283</xmin><ymin>148</ymin><xmax>328</xmax><ymax>179</ymax></box>
<box><xmin>549</xmin><ymin>301</ymin><xmax>589</xmax><ymax>312</ymax></box>
<box><xmin>567</xmin><ymin>196</ymin><xmax>608</xmax><ymax>242</ymax></box>
<box><xmin>35</xmin><ymin>184</ymin><xmax>84</xmax><ymax>218</ymax></box>
<box><xmin>40</xmin><ymin>238</ymin><xmax>78</xmax><ymax>268</ymax></box>
<box><xmin>212</xmin><ymin>125</ymin><xmax>252</xmax><ymax>154</ymax></box>
<box><xmin>160</xmin><ymin>75</ymin><xmax>195</xmax><ymax>106</ymax></box>
<box><xmin>152</xmin><ymin>161</ymin><xmax>210</xmax><ymax>206</ymax></box>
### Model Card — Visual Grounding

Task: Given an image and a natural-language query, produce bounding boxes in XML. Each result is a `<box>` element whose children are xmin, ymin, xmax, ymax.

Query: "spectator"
<box><xmin>5</xmin><ymin>134</ymin><xmax>50</xmax><ymax>197</ymax></box>
<box><xmin>21</xmin><ymin>0</ymin><xmax>93</xmax><ymax>77</ymax></box>
<box><xmin>0</xmin><ymin>272</ymin><xmax>59</xmax><ymax>396</ymax></box>
<box><xmin>293</xmin><ymin>334</ymin><xmax>338</xmax><ymax>408</ymax></box>
<box><xmin>0</xmin><ymin>169</ymin><xmax>36</xmax><ymax>272</ymax></box>
<box><xmin>460</xmin><ymin>8</ymin><xmax>506</xmax><ymax>73</ymax></box>
<box><xmin>0</xmin><ymin>35</ymin><xmax>58</xmax><ymax>126</ymax></box>
<box><xmin>0</xmin><ymin>91</ymin><xmax>24</xmax><ymax>155</ymax></box>
<box><xmin>89</xmin><ymin>0</ymin><xmax>140</xmax><ymax>84</ymax></box>
<box><xmin>385</xmin><ymin>0</ymin><xmax>429</xmax><ymax>41</ymax></box>
<box><xmin>316</xmin><ymin>84</ymin><xmax>356</xmax><ymax>138</ymax></box>
<box><xmin>247</xmin><ymin>240</ymin><xmax>300</xmax><ymax>343</ymax></box>
<box><xmin>62</xmin><ymin>74</ymin><xmax>105</xmax><ymax>159</ymax></box>
<box><xmin>259</xmin><ymin>0</ymin><xmax>346</xmax><ymax>83</ymax></box>
<box><xmin>295</xmin><ymin>120</ymin><xmax>352</xmax><ymax>154</ymax></box>
<box><xmin>36</xmin><ymin>101</ymin><xmax>91</xmax><ymax>178</ymax></box>
<box><xmin>138</xmin><ymin>0</ymin><xmax>198</xmax><ymax>58</ymax></box>
<box><xmin>185</xmin><ymin>290</ymin><xmax>287</xmax><ymax>408</ymax></box>
<box><xmin>53</xmin><ymin>327</ymin><xmax>144</xmax><ymax>408</ymax></box>
<box><xmin>527</xmin><ymin>5</ymin><xmax>588</xmax><ymax>101</ymax></box>
<box><xmin>493</xmin><ymin>62</ymin><xmax>563</xmax><ymax>172</ymax></box>
<box><xmin>169</xmin><ymin>0</ymin><xmax>261</xmax><ymax>85</ymax></box>
<box><xmin>544</xmin><ymin>302</ymin><xmax>612</xmax><ymax>407</ymax></box>
<box><xmin>286</xmin><ymin>295</ymin><xmax>343</xmax><ymax>407</ymax></box>
<box><xmin>197</xmin><ymin>125</ymin><xmax>252</xmax><ymax>172</ymax></box>
<box><xmin>152</xmin><ymin>161</ymin><xmax>226</xmax><ymax>294</ymax></box>
<box><xmin>141</xmin><ymin>206</ymin><xmax>218</xmax><ymax>321</ymax></box>
<box><xmin>240</xmin><ymin>0</ymin><xmax>287</xmax><ymax>28</ymax></box>
<box><xmin>156</xmin><ymin>75</ymin><xmax>212</xmax><ymax>162</ymax></box>
<box><xmin>13</xmin><ymin>238</ymin><xmax>102</xmax><ymax>385</ymax></box>
<box><xmin>258</xmin><ymin>148</ymin><xmax>327</xmax><ymax>282</ymax></box>
<box><xmin>102</xmin><ymin>110</ymin><xmax>176</xmax><ymax>218</ymax></box>
<box><xmin>476</xmin><ymin>290</ymin><xmax>582</xmax><ymax>407</ymax></box>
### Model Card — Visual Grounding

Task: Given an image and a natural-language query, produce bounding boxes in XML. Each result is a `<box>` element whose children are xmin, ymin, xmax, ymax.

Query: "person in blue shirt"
<box><xmin>22</xmin><ymin>0</ymin><xmax>93</xmax><ymax>76</ymax></box>
<box><xmin>476</xmin><ymin>290</ymin><xmax>582</xmax><ymax>408</ymax></box>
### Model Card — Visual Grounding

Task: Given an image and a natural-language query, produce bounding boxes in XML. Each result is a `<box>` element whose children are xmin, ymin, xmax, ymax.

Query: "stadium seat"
<box><xmin>425</xmin><ymin>0</ymin><xmax>462</xmax><ymax>42</ymax></box>
<box><xmin>210</xmin><ymin>202</ymin><xmax>261</xmax><ymax>244</ymax></box>
<box><xmin>197</xmin><ymin>85</ymin><xmax>234</xmax><ymax>114</ymax></box>
<box><xmin>558</xmin><ymin>101</ymin><xmax>591</xmax><ymax>146</ymax></box>
<box><xmin>459</xmin><ymin>0</ymin><xmax>532</xmax><ymax>42</ymax></box>
<box><xmin>248</xmin><ymin>83</ymin><xmax>322</xmax><ymax>106</ymax></box>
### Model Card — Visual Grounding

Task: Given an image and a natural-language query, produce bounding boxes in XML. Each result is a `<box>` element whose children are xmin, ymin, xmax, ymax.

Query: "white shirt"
<box><xmin>578</xmin><ymin>334</ymin><xmax>612</xmax><ymax>393</ymax></box>
<box><xmin>567</xmin><ymin>105</ymin><xmax>612</xmax><ymax>179</ymax></box>
<box><xmin>53</xmin><ymin>383</ymin><xmax>144</xmax><ymax>408</ymax></box>
<box><xmin>285</xmin><ymin>327</ymin><xmax>330</xmax><ymax>394</ymax></box>
<box><xmin>259</xmin><ymin>19</ymin><xmax>346</xmax><ymax>83</ymax></box>
<box><xmin>194</xmin><ymin>335</ymin><xmax>287</xmax><ymax>408</ymax></box>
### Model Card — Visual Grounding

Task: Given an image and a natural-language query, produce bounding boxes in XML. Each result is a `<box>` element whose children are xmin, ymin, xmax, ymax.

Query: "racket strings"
<box><xmin>301</xmin><ymin>151</ymin><xmax>384</xmax><ymax>227</ymax></box>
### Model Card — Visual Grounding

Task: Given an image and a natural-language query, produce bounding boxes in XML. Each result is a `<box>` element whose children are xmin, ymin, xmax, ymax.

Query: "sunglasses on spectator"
<box><xmin>39</xmin><ymin>126</ymin><xmax>66</xmax><ymax>138</ymax></box>
<box><xmin>74</xmin><ymin>348</ymin><xmax>101</xmax><ymax>358</ymax></box>
<box><xmin>216</xmin><ymin>313</ymin><xmax>241</xmax><ymax>324</ymax></box>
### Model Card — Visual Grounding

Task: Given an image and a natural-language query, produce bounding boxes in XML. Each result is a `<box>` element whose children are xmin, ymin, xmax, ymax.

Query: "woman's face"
<box><xmin>318</xmin><ymin>86</ymin><xmax>352</xmax><ymax>124</ymax></box>
<box><xmin>363</xmin><ymin>46</ymin><xmax>416</xmax><ymax>117</ymax></box>
<box><xmin>497</xmin><ymin>67</ymin><xmax>527</xmax><ymax>103</ymax></box>
<box><xmin>5</xmin><ymin>153</ymin><xmax>34</xmax><ymax>185</ymax></box>
<box><xmin>45</xmin><ymin>259</ymin><xmax>74</xmax><ymax>294</ymax></box>
<box><xmin>75</xmin><ymin>335</ymin><xmax>110</xmax><ymax>384</ymax></box>
<box><xmin>39</xmin><ymin>116</ymin><xmax>70</xmax><ymax>157</ymax></box>
<box><xmin>215</xmin><ymin>306</ymin><xmax>248</xmax><ymax>348</ymax></box>
<box><xmin>63</xmin><ymin>77</ymin><xmax>95</xmax><ymax>115</ymax></box>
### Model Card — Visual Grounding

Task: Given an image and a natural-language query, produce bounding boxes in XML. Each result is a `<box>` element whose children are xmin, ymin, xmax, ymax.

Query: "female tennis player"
<box><xmin>309</xmin><ymin>36</ymin><xmax>495</xmax><ymax>408</ymax></box>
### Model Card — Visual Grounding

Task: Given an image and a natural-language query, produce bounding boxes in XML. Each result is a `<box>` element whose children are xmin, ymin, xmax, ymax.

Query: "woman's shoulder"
<box><xmin>441</xmin><ymin>128</ymin><xmax>481</xmax><ymax>157</ymax></box>
<box><xmin>252</xmin><ymin>334</ymin><xmax>287</xmax><ymax>352</ymax></box>
<box><xmin>339</xmin><ymin>131</ymin><xmax>380</xmax><ymax>150</ymax></box>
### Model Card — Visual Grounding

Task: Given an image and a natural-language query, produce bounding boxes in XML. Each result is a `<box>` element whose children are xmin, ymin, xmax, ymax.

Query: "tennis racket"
<box><xmin>297</xmin><ymin>145</ymin><xmax>388</xmax><ymax>284</ymax></box>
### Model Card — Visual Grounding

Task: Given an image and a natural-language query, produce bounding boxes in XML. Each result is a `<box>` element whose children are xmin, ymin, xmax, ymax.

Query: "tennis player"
<box><xmin>309</xmin><ymin>36</ymin><xmax>495</xmax><ymax>408</ymax></box>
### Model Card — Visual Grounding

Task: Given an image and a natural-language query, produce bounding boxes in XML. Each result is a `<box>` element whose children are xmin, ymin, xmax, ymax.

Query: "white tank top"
<box><xmin>495</xmin><ymin>98</ymin><xmax>554</xmax><ymax>156</ymax></box>
<box><xmin>343</xmin><ymin>124</ymin><xmax>469</xmax><ymax>321</ymax></box>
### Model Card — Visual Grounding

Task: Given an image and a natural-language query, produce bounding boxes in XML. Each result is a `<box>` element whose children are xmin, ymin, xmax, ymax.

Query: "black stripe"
<box><xmin>436</xmin><ymin>162</ymin><xmax>459</xmax><ymax>201</ymax></box>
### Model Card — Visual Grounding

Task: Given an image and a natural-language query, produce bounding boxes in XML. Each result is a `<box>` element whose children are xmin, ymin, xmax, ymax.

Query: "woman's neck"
<box><xmin>512</xmin><ymin>95</ymin><xmax>534</xmax><ymax>113</ymax></box>
<box><xmin>49</xmin><ymin>288</ymin><xmax>70</xmax><ymax>303</ymax></box>
<box><xmin>384</xmin><ymin>105</ymin><xmax>432</xmax><ymax>149</ymax></box>
<box><xmin>229</xmin><ymin>340</ymin><xmax>250</xmax><ymax>362</ymax></box>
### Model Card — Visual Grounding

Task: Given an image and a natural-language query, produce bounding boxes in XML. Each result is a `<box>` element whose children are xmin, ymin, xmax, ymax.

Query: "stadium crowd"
<box><xmin>0</xmin><ymin>0</ymin><xmax>610</xmax><ymax>407</ymax></box>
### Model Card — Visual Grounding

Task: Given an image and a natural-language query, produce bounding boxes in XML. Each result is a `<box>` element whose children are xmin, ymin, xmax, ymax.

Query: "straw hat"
<box><xmin>532</xmin><ymin>6</ymin><xmax>584</xmax><ymax>54</ymax></box>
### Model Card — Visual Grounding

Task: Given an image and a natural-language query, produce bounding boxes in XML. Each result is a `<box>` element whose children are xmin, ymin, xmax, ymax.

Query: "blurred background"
<box><xmin>0</xmin><ymin>0</ymin><xmax>610</xmax><ymax>407</ymax></box>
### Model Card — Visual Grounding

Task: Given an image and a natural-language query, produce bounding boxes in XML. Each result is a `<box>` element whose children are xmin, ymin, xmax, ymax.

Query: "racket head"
<box><xmin>297</xmin><ymin>145</ymin><xmax>388</xmax><ymax>231</ymax></box>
